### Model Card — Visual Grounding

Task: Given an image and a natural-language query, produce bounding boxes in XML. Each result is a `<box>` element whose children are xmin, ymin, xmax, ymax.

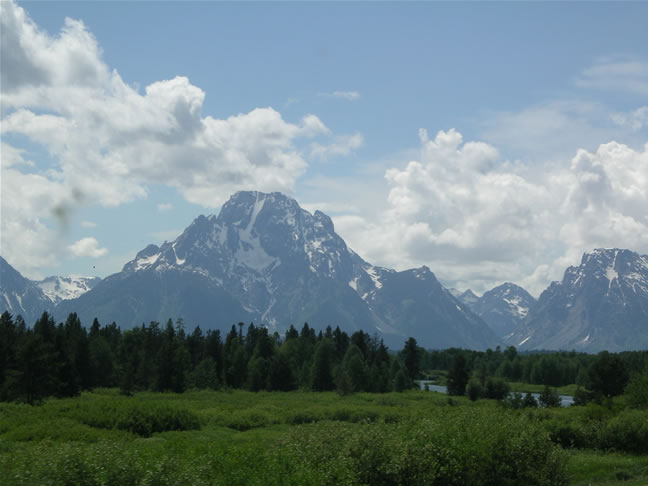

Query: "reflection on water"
<box><xmin>418</xmin><ymin>381</ymin><xmax>574</xmax><ymax>407</ymax></box>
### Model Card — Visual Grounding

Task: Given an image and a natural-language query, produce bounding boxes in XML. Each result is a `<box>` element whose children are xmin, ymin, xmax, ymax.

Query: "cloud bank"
<box><xmin>0</xmin><ymin>0</ymin><xmax>356</xmax><ymax>276</ymax></box>
<box><xmin>335</xmin><ymin>129</ymin><xmax>648</xmax><ymax>296</ymax></box>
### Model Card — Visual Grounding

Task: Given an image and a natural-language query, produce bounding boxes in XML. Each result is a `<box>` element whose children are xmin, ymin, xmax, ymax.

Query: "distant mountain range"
<box><xmin>454</xmin><ymin>283</ymin><xmax>536</xmax><ymax>338</ymax></box>
<box><xmin>1</xmin><ymin>192</ymin><xmax>647</xmax><ymax>351</ymax></box>
<box><xmin>506</xmin><ymin>248</ymin><xmax>648</xmax><ymax>352</ymax></box>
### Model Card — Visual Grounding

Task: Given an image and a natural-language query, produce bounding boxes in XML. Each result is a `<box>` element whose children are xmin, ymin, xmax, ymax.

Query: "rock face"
<box><xmin>0</xmin><ymin>256</ymin><xmax>52</xmax><ymax>324</ymax></box>
<box><xmin>462</xmin><ymin>283</ymin><xmax>536</xmax><ymax>338</ymax></box>
<box><xmin>506</xmin><ymin>249</ymin><xmax>648</xmax><ymax>352</ymax></box>
<box><xmin>55</xmin><ymin>191</ymin><xmax>499</xmax><ymax>349</ymax></box>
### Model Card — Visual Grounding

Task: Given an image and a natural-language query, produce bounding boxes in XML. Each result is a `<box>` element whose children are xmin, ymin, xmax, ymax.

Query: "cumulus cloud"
<box><xmin>0</xmin><ymin>0</ymin><xmax>348</xmax><ymax>273</ymax></box>
<box><xmin>318</xmin><ymin>90</ymin><xmax>360</xmax><ymax>101</ymax></box>
<box><xmin>67</xmin><ymin>237</ymin><xmax>108</xmax><ymax>258</ymax></box>
<box><xmin>336</xmin><ymin>128</ymin><xmax>648</xmax><ymax>296</ymax></box>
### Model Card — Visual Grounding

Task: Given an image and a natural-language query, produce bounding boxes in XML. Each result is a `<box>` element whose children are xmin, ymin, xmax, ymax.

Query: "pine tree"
<box><xmin>447</xmin><ymin>354</ymin><xmax>469</xmax><ymax>396</ymax></box>
<box><xmin>311</xmin><ymin>339</ymin><xmax>335</xmax><ymax>391</ymax></box>
<box><xmin>403</xmin><ymin>337</ymin><xmax>420</xmax><ymax>381</ymax></box>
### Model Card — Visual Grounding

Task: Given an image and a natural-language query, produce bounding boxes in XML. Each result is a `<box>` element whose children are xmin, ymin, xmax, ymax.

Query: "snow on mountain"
<box><xmin>56</xmin><ymin>191</ymin><xmax>499</xmax><ymax>349</ymax></box>
<box><xmin>506</xmin><ymin>248</ymin><xmax>648</xmax><ymax>352</ymax></box>
<box><xmin>454</xmin><ymin>289</ymin><xmax>480</xmax><ymax>307</ymax></box>
<box><xmin>0</xmin><ymin>256</ymin><xmax>52</xmax><ymax>324</ymax></box>
<box><xmin>465</xmin><ymin>283</ymin><xmax>536</xmax><ymax>338</ymax></box>
<box><xmin>35</xmin><ymin>276</ymin><xmax>101</xmax><ymax>304</ymax></box>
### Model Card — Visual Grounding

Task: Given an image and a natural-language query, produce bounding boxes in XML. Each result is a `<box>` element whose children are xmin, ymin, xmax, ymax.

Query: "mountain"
<box><xmin>56</xmin><ymin>191</ymin><xmax>499</xmax><ymax>349</ymax></box>
<box><xmin>0</xmin><ymin>256</ymin><xmax>52</xmax><ymax>324</ymax></box>
<box><xmin>506</xmin><ymin>249</ymin><xmax>648</xmax><ymax>352</ymax></box>
<box><xmin>453</xmin><ymin>289</ymin><xmax>480</xmax><ymax>307</ymax></box>
<box><xmin>466</xmin><ymin>283</ymin><xmax>536</xmax><ymax>338</ymax></box>
<box><xmin>34</xmin><ymin>276</ymin><xmax>102</xmax><ymax>305</ymax></box>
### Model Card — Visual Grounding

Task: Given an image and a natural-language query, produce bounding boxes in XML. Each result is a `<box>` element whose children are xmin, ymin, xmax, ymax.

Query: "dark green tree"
<box><xmin>6</xmin><ymin>332</ymin><xmax>58</xmax><ymax>404</ymax></box>
<box><xmin>538</xmin><ymin>385</ymin><xmax>561</xmax><ymax>408</ymax></box>
<box><xmin>588</xmin><ymin>351</ymin><xmax>629</xmax><ymax>399</ymax></box>
<box><xmin>267</xmin><ymin>350</ymin><xmax>296</xmax><ymax>391</ymax></box>
<box><xmin>311</xmin><ymin>338</ymin><xmax>336</xmax><ymax>391</ymax></box>
<box><xmin>447</xmin><ymin>354</ymin><xmax>469</xmax><ymax>396</ymax></box>
<box><xmin>402</xmin><ymin>337</ymin><xmax>420</xmax><ymax>381</ymax></box>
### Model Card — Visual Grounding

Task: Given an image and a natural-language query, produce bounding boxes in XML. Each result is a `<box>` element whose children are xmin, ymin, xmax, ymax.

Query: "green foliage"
<box><xmin>188</xmin><ymin>357</ymin><xmax>220</xmax><ymax>390</ymax></box>
<box><xmin>311</xmin><ymin>339</ymin><xmax>336</xmax><ymax>391</ymax></box>
<box><xmin>67</xmin><ymin>401</ymin><xmax>201</xmax><ymax>437</ymax></box>
<box><xmin>393</xmin><ymin>369</ymin><xmax>410</xmax><ymax>392</ymax></box>
<box><xmin>446</xmin><ymin>354</ymin><xmax>469</xmax><ymax>396</ymax></box>
<box><xmin>523</xmin><ymin>392</ymin><xmax>538</xmax><ymax>408</ymax></box>
<box><xmin>539</xmin><ymin>386</ymin><xmax>562</xmax><ymax>408</ymax></box>
<box><xmin>625</xmin><ymin>366</ymin><xmax>648</xmax><ymax>409</ymax></box>
<box><xmin>484</xmin><ymin>376</ymin><xmax>510</xmax><ymax>400</ymax></box>
<box><xmin>402</xmin><ymin>337</ymin><xmax>421</xmax><ymax>380</ymax></box>
<box><xmin>467</xmin><ymin>379</ymin><xmax>483</xmax><ymax>401</ymax></box>
<box><xmin>588</xmin><ymin>351</ymin><xmax>629</xmax><ymax>399</ymax></box>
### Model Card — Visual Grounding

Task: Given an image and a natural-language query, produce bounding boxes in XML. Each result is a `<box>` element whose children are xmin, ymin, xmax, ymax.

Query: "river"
<box><xmin>417</xmin><ymin>381</ymin><xmax>574</xmax><ymax>407</ymax></box>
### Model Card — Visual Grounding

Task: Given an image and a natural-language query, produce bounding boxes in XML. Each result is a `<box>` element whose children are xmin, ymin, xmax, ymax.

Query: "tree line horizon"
<box><xmin>1</xmin><ymin>310</ymin><xmax>646</xmax><ymax>405</ymax></box>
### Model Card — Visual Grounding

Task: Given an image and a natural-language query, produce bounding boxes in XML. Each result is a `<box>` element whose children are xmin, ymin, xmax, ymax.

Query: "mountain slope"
<box><xmin>0</xmin><ymin>256</ymin><xmax>52</xmax><ymax>324</ymax></box>
<box><xmin>469</xmin><ymin>283</ymin><xmax>536</xmax><ymax>338</ymax></box>
<box><xmin>506</xmin><ymin>249</ymin><xmax>648</xmax><ymax>352</ymax></box>
<box><xmin>56</xmin><ymin>191</ymin><xmax>499</xmax><ymax>349</ymax></box>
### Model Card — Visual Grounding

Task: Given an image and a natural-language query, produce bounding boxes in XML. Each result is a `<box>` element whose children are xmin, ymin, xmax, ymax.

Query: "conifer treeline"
<box><xmin>0</xmin><ymin>311</ymin><xmax>420</xmax><ymax>404</ymax></box>
<box><xmin>420</xmin><ymin>346</ymin><xmax>648</xmax><ymax>388</ymax></box>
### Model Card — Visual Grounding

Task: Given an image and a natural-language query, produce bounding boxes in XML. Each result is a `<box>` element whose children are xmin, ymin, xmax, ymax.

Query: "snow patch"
<box><xmin>606</xmin><ymin>266</ymin><xmax>618</xmax><ymax>283</ymax></box>
<box><xmin>36</xmin><ymin>276</ymin><xmax>101</xmax><ymax>302</ymax></box>
<box><xmin>518</xmin><ymin>336</ymin><xmax>530</xmax><ymax>346</ymax></box>
<box><xmin>365</xmin><ymin>266</ymin><xmax>383</xmax><ymax>289</ymax></box>
<box><xmin>173</xmin><ymin>245</ymin><xmax>185</xmax><ymax>265</ymax></box>
<box><xmin>503</xmin><ymin>296</ymin><xmax>529</xmax><ymax>318</ymax></box>
<box><xmin>135</xmin><ymin>253</ymin><xmax>160</xmax><ymax>271</ymax></box>
<box><xmin>348</xmin><ymin>277</ymin><xmax>359</xmax><ymax>292</ymax></box>
<box><xmin>234</xmin><ymin>196</ymin><xmax>278</xmax><ymax>272</ymax></box>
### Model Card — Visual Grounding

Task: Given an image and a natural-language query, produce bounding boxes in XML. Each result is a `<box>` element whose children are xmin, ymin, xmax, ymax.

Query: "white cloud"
<box><xmin>0</xmin><ymin>0</ymin><xmax>348</xmax><ymax>273</ymax></box>
<box><xmin>611</xmin><ymin>106</ymin><xmax>648</xmax><ymax>132</ymax></box>
<box><xmin>311</xmin><ymin>133</ymin><xmax>364</xmax><ymax>160</ymax></box>
<box><xmin>67</xmin><ymin>237</ymin><xmax>108</xmax><ymax>258</ymax></box>
<box><xmin>157</xmin><ymin>203</ymin><xmax>173</xmax><ymax>212</ymax></box>
<box><xmin>80</xmin><ymin>220</ymin><xmax>97</xmax><ymax>228</ymax></box>
<box><xmin>335</xmin><ymin>128</ymin><xmax>648</xmax><ymax>296</ymax></box>
<box><xmin>575</xmin><ymin>57</ymin><xmax>648</xmax><ymax>95</ymax></box>
<box><xmin>318</xmin><ymin>90</ymin><xmax>360</xmax><ymax>101</ymax></box>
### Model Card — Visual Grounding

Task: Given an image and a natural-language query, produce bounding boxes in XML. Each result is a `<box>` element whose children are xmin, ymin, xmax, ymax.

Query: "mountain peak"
<box><xmin>507</xmin><ymin>247</ymin><xmax>648</xmax><ymax>351</ymax></box>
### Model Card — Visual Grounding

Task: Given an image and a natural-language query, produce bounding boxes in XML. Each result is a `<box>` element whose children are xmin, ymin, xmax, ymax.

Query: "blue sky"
<box><xmin>2</xmin><ymin>1</ymin><xmax>648</xmax><ymax>295</ymax></box>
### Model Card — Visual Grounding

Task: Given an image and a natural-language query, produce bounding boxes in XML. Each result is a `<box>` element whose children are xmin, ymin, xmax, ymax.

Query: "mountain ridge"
<box><xmin>53</xmin><ymin>190</ymin><xmax>500</xmax><ymax>349</ymax></box>
<box><xmin>506</xmin><ymin>248</ymin><xmax>648</xmax><ymax>352</ymax></box>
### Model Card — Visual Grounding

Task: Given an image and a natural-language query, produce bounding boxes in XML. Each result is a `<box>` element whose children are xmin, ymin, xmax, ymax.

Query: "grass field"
<box><xmin>0</xmin><ymin>388</ymin><xmax>646</xmax><ymax>485</ymax></box>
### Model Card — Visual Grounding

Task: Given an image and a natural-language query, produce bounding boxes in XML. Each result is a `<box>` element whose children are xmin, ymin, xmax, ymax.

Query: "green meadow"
<box><xmin>1</xmin><ymin>388</ymin><xmax>647</xmax><ymax>486</ymax></box>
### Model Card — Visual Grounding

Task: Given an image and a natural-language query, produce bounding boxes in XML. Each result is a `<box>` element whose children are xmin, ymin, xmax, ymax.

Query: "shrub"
<box><xmin>467</xmin><ymin>380</ymin><xmax>483</xmax><ymax>401</ymax></box>
<box><xmin>484</xmin><ymin>377</ymin><xmax>510</xmax><ymax>400</ymax></box>
<box><xmin>625</xmin><ymin>368</ymin><xmax>648</xmax><ymax>409</ymax></box>
<box><xmin>279</xmin><ymin>409</ymin><xmax>568</xmax><ymax>486</ymax></box>
<box><xmin>72</xmin><ymin>401</ymin><xmax>200</xmax><ymax>437</ymax></box>
<box><xmin>539</xmin><ymin>386</ymin><xmax>561</xmax><ymax>408</ymax></box>
<box><xmin>599</xmin><ymin>409</ymin><xmax>648</xmax><ymax>453</ymax></box>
